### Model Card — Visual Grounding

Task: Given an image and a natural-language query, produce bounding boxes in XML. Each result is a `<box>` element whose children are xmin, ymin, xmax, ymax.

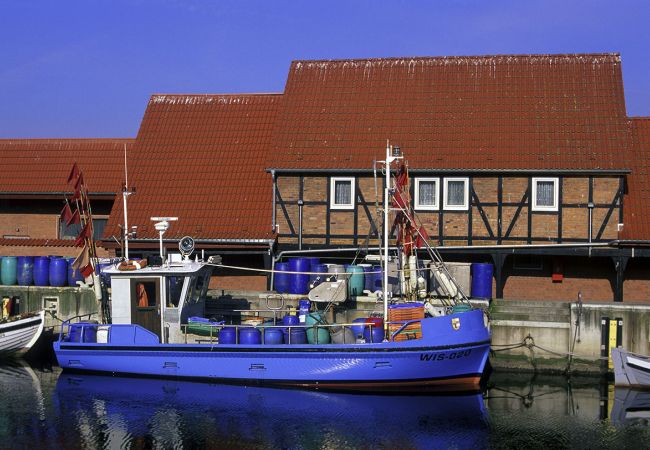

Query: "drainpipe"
<box><xmin>271</xmin><ymin>170</ymin><xmax>277</xmax><ymax>234</ymax></box>
<box><xmin>588</xmin><ymin>202</ymin><xmax>594</xmax><ymax>243</ymax></box>
<box><xmin>298</xmin><ymin>199</ymin><xmax>304</xmax><ymax>250</ymax></box>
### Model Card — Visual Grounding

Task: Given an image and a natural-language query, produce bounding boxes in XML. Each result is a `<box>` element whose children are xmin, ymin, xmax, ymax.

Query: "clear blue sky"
<box><xmin>1</xmin><ymin>0</ymin><xmax>649</xmax><ymax>138</ymax></box>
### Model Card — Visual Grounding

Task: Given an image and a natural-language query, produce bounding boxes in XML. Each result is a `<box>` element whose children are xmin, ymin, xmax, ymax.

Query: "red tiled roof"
<box><xmin>269</xmin><ymin>54</ymin><xmax>631</xmax><ymax>171</ymax></box>
<box><xmin>622</xmin><ymin>118</ymin><xmax>650</xmax><ymax>240</ymax></box>
<box><xmin>104</xmin><ymin>94</ymin><xmax>281</xmax><ymax>241</ymax></box>
<box><xmin>0</xmin><ymin>139</ymin><xmax>133</xmax><ymax>194</ymax></box>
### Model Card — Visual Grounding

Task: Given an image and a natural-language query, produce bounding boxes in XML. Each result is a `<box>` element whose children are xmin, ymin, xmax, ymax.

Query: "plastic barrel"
<box><xmin>67</xmin><ymin>257</ymin><xmax>84</xmax><ymax>287</ymax></box>
<box><xmin>283</xmin><ymin>327</ymin><xmax>307</xmax><ymax>344</ymax></box>
<box><xmin>305</xmin><ymin>257</ymin><xmax>320</xmax><ymax>268</ymax></box>
<box><xmin>263</xmin><ymin>328</ymin><xmax>284</xmax><ymax>345</ymax></box>
<box><xmin>33</xmin><ymin>256</ymin><xmax>50</xmax><ymax>286</ymax></box>
<box><xmin>288</xmin><ymin>257</ymin><xmax>310</xmax><ymax>295</ymax></box>
<box><xmin>471</xmin><ymin>263</ymin><xmax>493</xmax><ymax>299</ymax></box>
<box><xmin>364</xmin><ymin>318</ymin><xmax>385</xmax><ymax>343</ymax></box>
<box><xmin>309</xmin><ymin>263</ymin><xmax>328</xmax><ymax>288</ymax></box>
<box><xmin>0</xmin><ymin>257</ymin><xmax>18</xmax><ymax>286</ymax></box>
<box><xmin>16</xmin><ymin>256</ymin><xmax>34</xmax><ymax>286</ymax></box>
<box><xmin>327</xmin><ymin>264</ymin><xmax>345</xmax><ymax>281</ymax></box>
<box><xmin>239</xmin><ymin>327</ymin><xmax>261</xmax><ymax>345</ymax></box>
<box><xmin>49</xmin><ymin>257</ymin><xmax>67</xmax><ymax>287</ymax></box>
<box><xmin>298</xmin><ymin>299</ymin><xmax>311</xmax><ymax>324</ymax></box>
<box><xmin>452</xmin><ymin>303</ymin><xmax>473</xmax><ymax>313</ymax></box>
<box><xmin>283</xmin><ymin>314</ymin><xmax>299</xmax><ymax>326</ymax></box>
<box><xmin>346</xmin><ymin>265</ymin><xmax>365</xmax><ymax>297</ymax></box>
<box><xmin>274</xmin><ymin>262</ymin><xmax>290</xmax><ymax>294</ymax></box>
<box><xmin>330</xmin><ymin>326</ymin><xmax>355</xmax><ymax>344</ymax></box>
<box><xmin>219</xmin><ymin>327</ymin><xmax>237</xmax><ymax>344</ymax></box>
<box><xmin>351</xmin><ymin>317</ymin><xmax>368</xmax><ymax>339</ymax></box>
<box><xmin>305</xmin><ymin>312</ymin><xmax>330</xmax><ymax>344</ymax></box>
<box><xmin>362</xmin><ymin>265</ymin><xmax>374</xmax><ymax>291</ymax></box>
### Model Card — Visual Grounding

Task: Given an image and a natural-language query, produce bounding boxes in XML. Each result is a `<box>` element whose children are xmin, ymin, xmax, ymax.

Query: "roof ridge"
<box><xmin>290</xmin><ymin>53</ymin><xmax>621</xmax><ymax>66</ymax></box>
<box><xmin>0</xmin><ymin>138</ymin><xmax>134</xmax><ymax>142</ymax></box>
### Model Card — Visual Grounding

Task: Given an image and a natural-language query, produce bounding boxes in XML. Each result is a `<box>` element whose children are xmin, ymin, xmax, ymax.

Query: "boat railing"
<box><xmin>57</xmin><ymin>314</ymin><xmax>100</xmax><ymax>341</ymax></box>
<box><xmin>180</xmin><ymin>318</ymin><xmax>425</xmax><ymax>344</ymax></box>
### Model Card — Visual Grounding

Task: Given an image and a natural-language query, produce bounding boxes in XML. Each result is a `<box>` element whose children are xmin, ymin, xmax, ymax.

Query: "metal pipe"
<box><xmin>588</xmin><ymin>202</ymin><xmax>594</xmax><ymax>243</ymax></box>
<box><xmin>271</xmin><ymin>169</ymin><xmax>277</xmax><ymax>233</ymax></box>
<box><xmin>298</xmin><ymin>199</ymin><xmax>304</xmax><ymax>250</ymax></box>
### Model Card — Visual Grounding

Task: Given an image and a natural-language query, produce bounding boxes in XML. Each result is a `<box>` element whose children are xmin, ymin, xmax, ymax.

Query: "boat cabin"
<box><xmin>105</xmin><ymin>261</ymin><xmax>213</xmax><ymax>343</ymax></box>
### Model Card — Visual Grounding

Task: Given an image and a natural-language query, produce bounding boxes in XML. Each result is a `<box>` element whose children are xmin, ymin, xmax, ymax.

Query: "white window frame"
<box><xmin>443</xmin><ymin>177</ymin><xmax>469</xmax><ymax>211</ymax></box>
<box><xmin>330</xmin><ymin>177</ymin><xmax>355</xmax><ymax>210</ymax></box>
<box><xmin>532</xmin><ymin>177</ymin><xmax>559</xmax><ymax>212</ymax></box>
<box><xmin>414</xmin><ymin>177</ymin><xmax>440</xmax><ymax>211</ymax></box>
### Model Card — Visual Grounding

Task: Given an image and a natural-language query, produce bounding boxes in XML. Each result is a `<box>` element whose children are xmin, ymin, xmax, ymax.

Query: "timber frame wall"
<box><xmin>270</xmin><ymin>170</ymin><xmax>650</xmax><ymax>303</ymax></box>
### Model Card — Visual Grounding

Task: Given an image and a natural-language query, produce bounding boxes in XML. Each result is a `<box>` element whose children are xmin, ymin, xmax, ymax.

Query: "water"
<box><xmin>1</xmin><ymin>360</ymin><xmax>649</xmax><ymax>450</ymax></box>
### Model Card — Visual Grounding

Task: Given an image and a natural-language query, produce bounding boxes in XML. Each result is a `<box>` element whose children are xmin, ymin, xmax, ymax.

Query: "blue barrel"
<box><xmin>274</xmin><ymin>262</ymin><xmax>290</xmax><ymax>294</ymax></box>
<box><xmin>1</xmin><ymin>257</ymin><xmax>18</xmax><ymax>286</ymax></box>
<box><xmin>364</xmin><ymin>325</ymin><xmax>385</xmax><ymax>343</ymax></box>
<box><xmin>283</xmin><ymin>314</ymin><xmax>299</xmax><ymax>326</ymax></box>
<box><xmin>309</xmin><ymin>263</ymin><xmax>328</xmax><ymax>288</ymax></box>
<box><xmin>351</xmin><ymin>317</ymin><xmax>368</xmax><ymax>339</ymax></box>
<box><xmin>239</xmin><ymin>327</ymin><xmax>261</xmax><ymax>345</ymax></box>
<box><xmin>283</xmin><ymin>327</ymin><xmax>307</xmax><ymax>344</ymax></box>
<box><xmin>33</xmin><ymin>256</ymin><xmax>50</xmax><ymax>286</ymax></box>
<box><xmin>67</xmin><ymin>257</ymin><xmax>84</xmax><ymax>287</ymax></box>
<box><xmin>346</xmin><ymin>265</ymin><xmax>365</xmax><ymax>297</ymax></box>
<box><xmin>471</xmin><ymin>263</ymin><xmax>493</xmax><ymax>299</ymax></box>
<box><xmin>298</xmin><ymin>299</ymin><xmax>311</xmax><ymax>324</ymax></box>
<box><xmin>97</xmin><ymin>260</ymin><xmax>114</xmax><ymax>287</ymax></box>
<box><xmin>361</xmin><ymin>265</ymin><xmax>373</xmax><ymax>291</ymax></box>
<box><xmin>16</xmin><ymin>256</ymin><xmax>34</xmax><ymax>286</ymax></box>
<box><xmin>305</xmin><ymin>257</ymin><xmax>320</xmax><ymax>268</ymax></box>
<box><xmin>263</xmin><ymin>328</ymin><xmax>284</xmax><ymax>345</ymax></box>
<box><xmin>219</xmin><ymin>327</ymin><xmax>237</xmax><ymax>344</ymax></box>
<box><xmin>49</xmin><ymin>257</ymin><xmax>67</xmax><ymax>287</ymax></box>
<box><xmin>288</xmin><ymin>257</ymin><xmax>310</xmax><ymax>295</ymax></box>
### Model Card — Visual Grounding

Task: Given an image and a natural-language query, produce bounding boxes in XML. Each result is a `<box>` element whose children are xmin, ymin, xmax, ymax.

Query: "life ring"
<box><xmin>117</xmin><ymin>259</ymin><xmax>148</xmax><ymax>271</ymax></box>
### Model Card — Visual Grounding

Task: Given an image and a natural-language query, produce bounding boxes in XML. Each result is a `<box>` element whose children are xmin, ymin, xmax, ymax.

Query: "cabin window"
<box><xmin>330</xmin><ymin>177</ymin><xmax>355</xmax><ymax>210</ymax></box>
<box><xmin>187</xmin><ymin>274</ymin><xmax>208</xmax><ymax>304</ymax></box>
<box><xmin>166</xmin><ymin>276</ymin><xmax>185</xmax><ymax>307</ymax></box>
<box><xmin>415</xmin><ymin>178</ymin><xmax>439</xmax><ymax>210</ymax></box>
<box><xmin>532</xmin><ymin>178</ymin><xmax>559</xmax><ymax>211</ymax></box>
<box><xmin>443</xmin><ymin>178</ymin><xmax>469</xmax><ymax>210</ymax></box>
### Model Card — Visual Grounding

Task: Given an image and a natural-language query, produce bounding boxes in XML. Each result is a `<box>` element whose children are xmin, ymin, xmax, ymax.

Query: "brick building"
<box><xmin>2</xmin><ymin>53</ymin><xmax>649</xmax><ymax>302</ymax></box>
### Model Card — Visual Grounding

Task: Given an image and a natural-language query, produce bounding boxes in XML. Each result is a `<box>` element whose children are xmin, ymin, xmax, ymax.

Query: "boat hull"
<box><xmin>54</xmin><ymin>310</ymin><xmax>490</xmax><ymax>391</ymax></box>
<box><xmin>612</xmin><ymin>347</ymin><xmax>650</xmax><ymax>389</ymax></box>
<box><xmin>0</xmin><ymin>311</ymin><xmax>45</xmax><ymax>357</ymax></box>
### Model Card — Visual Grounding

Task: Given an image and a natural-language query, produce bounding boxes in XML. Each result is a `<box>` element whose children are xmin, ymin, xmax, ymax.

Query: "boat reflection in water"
<box><xmin>55</xmin><ymin>374</ymin><xmax>488</xmax><ymax>449</ymax></box>
<box><xmin>611</xmin><ymin>388</ymin><xmax>650</xmax><ymax>426</ymax></box>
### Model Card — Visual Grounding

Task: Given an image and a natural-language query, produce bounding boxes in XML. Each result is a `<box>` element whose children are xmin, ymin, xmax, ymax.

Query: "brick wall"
<box><xmin>0</xmin><ymin>214</ymin><xmax>58</xmax><ymax>239</ymax></box>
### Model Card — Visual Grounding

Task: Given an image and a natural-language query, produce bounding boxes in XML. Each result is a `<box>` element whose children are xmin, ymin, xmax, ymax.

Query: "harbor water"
<box><xmin>0</xmin><ymin>359</ymin><xmax>648</xmax><ymax>449</ymax></box>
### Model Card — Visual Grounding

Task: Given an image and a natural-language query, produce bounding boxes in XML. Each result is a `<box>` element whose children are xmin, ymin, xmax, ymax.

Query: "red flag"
<box><xmin>67</xmin><ymin>163</ymin><xmax>79</xmax><ymax>183</ymax></box>
<box><xmin>67</xmin><ymin>209</ymin><xmax>80</xmax><ymax>226</ymax></box>
<box><xmin>60</xmin><ymin>203</ymin><xmax>73</xmax><ymax>225</ymax></box>
<box><xmin>80</xmin><ymin>264</ymin><xmax>95</xmax><ymax>278</ymax></box>
<box><xmin>74</xmin><ymin>173</ymin><xmax>84</xmax><ymax>191</ymax></box>
<box><xmin>74</xmin><ymin>222</ymin><xmax>91</xmax><ymax>246</ymax></box>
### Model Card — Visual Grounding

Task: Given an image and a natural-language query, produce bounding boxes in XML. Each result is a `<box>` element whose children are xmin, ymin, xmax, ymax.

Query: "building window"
<box><xmin>330</xmin><ymin>177</ymin><xmax>355</xmax><ymax>210</ymax></box>
<box><xmin>415</xmin><ymin>178</ymin><xmax>439</xmax><ymax>210</ymax></box>
<box><xmin>59</xmin><ymin>217</ymin><xmax>108</xmax><ymax>241</ymax></box>
<box><xmin>443</xmin><ymin>178</ymin><xmax>469</xmax><ymax>210</ymax></box>
<box><xmin>532</xmin><ymin>178</ymin><xmax>559</xmax><ymax>211</ymax></box>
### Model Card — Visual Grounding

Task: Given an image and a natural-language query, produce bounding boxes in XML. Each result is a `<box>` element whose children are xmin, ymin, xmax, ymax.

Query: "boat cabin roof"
<box><xmin>104</xmin><ymin>261</ymin><xmax>209</xmax><ymax>278</ymax></box>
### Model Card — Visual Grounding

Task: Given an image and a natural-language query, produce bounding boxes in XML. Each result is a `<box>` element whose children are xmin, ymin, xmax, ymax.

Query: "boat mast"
<box><xmin>122</xmin><ymin>144</ymin><xmax>131</xmax><ymax>260</ymax></box>
<box><xmin>383</xmin><ymin>141</ymin><xmax>402</xmax><ymax>336</ymax></box>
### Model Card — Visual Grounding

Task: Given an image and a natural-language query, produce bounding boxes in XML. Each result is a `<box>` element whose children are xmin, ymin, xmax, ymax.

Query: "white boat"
<box><xmin>611</xmin><ymin>347</ymin><xmax>650</xmax><ymax>389</ymax></box>
<box><xmin>0</xmin><ymin>311</ymin><xmax>45</xmax><ymax>357</ymax></box>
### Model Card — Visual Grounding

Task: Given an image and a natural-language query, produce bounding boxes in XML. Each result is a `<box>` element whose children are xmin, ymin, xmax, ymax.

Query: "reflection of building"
<box><xmin>2</xmin><ymin>53</ymin><xmax>650</xmax><ymax>302</ymax></box>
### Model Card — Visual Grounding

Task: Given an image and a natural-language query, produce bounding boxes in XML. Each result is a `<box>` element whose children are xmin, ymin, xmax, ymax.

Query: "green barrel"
<box><xmin>346</xmin><ymin>265</ymin><xmax>365</xmax><ymax>298</ymax></box>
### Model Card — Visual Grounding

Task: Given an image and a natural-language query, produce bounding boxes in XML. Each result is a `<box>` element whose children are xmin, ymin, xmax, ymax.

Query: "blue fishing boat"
<box><xmin>54</xmin><ymin>146</ymin><xmax>491</xmax><ymax>391</ymax></box>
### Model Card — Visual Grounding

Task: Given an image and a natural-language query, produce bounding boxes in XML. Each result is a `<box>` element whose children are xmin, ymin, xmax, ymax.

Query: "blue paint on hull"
<box><xmin>54</xmin><ymin>309</ymin><xmax>490</xmax><ymax>390</ymax></box>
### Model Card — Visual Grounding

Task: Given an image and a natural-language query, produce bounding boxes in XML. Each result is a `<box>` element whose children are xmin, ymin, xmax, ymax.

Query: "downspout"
<box><xmin>271</xmin><ymin>170</ymin><xmax>277</xmax><ymax>234</ymax></box>
<box><xmin>298</xmin><ymin>199</ymin><xmax>304</xmax><ymax>250</ymax></box>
